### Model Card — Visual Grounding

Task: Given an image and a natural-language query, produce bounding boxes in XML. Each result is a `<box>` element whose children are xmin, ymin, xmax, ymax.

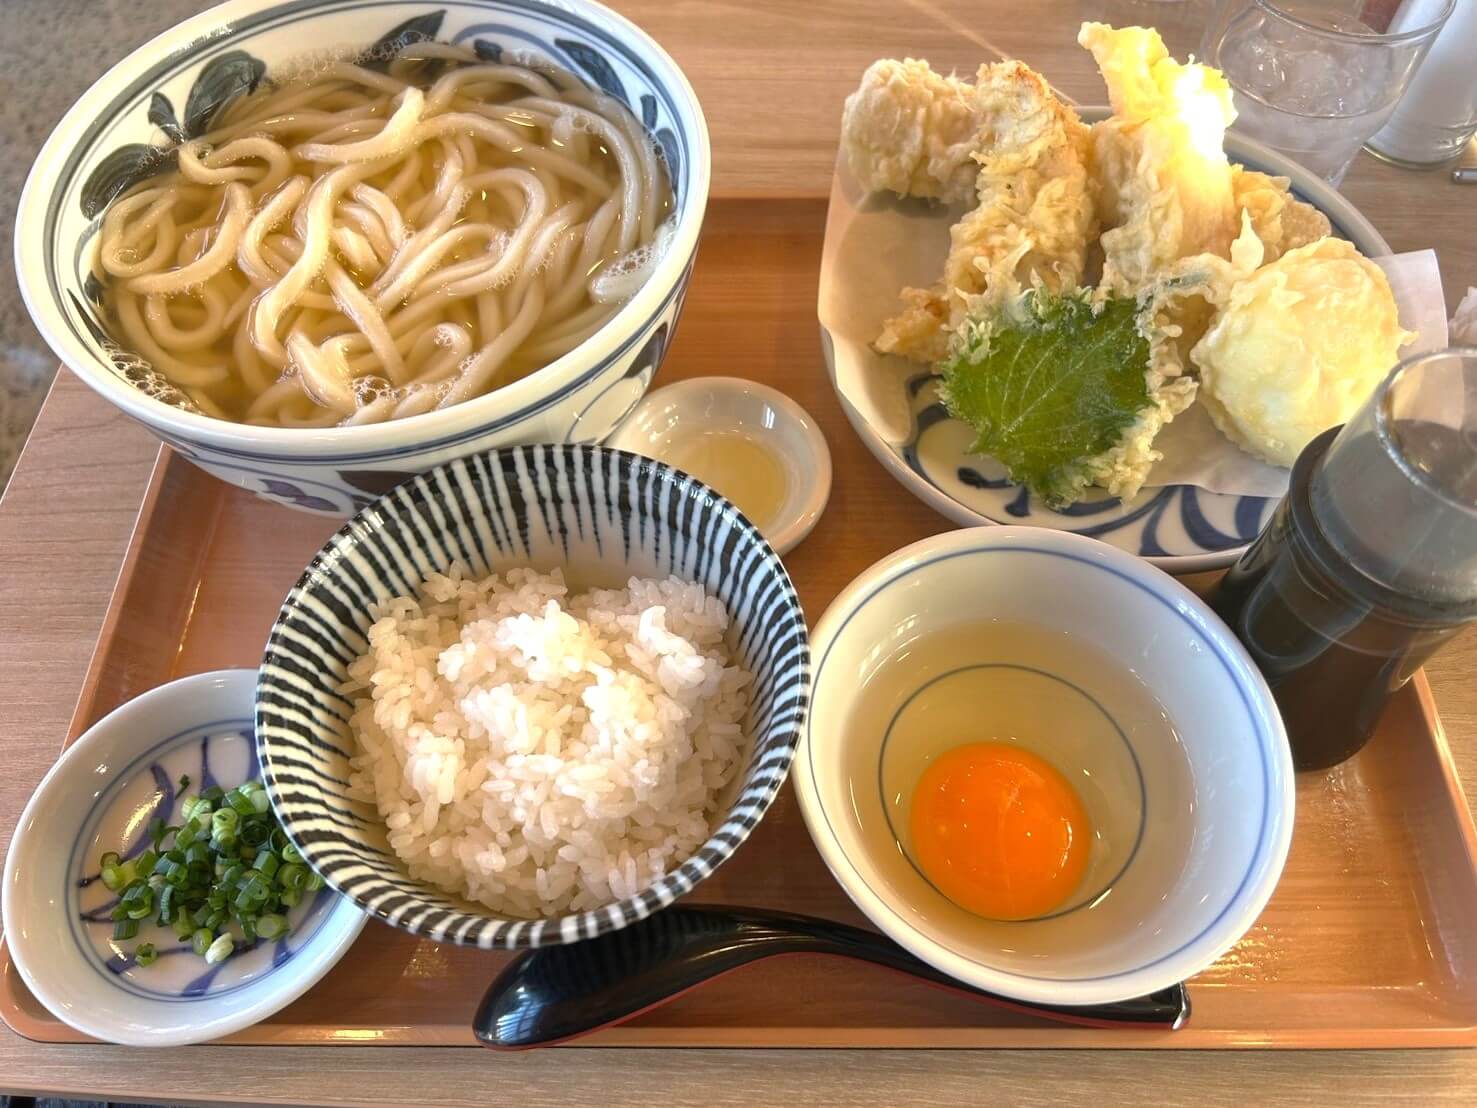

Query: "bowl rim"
<box><xmin>254</xmin><ymin>441</ymin><xmax>811</xmax><ymax>947</ymax></box>
<box><xmin>793</xmin><ymin>525</ymin><xmax>1296</xmax><ymax>1006</ymax></box>
<box><xmin>13</xmin><ymin>0</ymin><xmax>712</xmax><ymax>460</ymax></box>
<box><xmin>0</xmin><ymin>668</ymin><xmax>367</xmax><ymax>1046</ymax></box>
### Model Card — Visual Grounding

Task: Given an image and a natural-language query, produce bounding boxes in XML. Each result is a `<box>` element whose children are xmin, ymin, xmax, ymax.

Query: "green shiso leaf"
<box><xmin>940</xmin><ymin>289</ymin><xmax>1151</xmax><ymax>507</ymax></box>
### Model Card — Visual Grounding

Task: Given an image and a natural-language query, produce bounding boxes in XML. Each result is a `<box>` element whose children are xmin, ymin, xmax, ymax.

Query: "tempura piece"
<box><xmin>1230</xmin><ymin>166</ymin><xmax>1332</xmax><ymax>264</ymax></box>
<box><xmin>941</xmin><ymin>287</ymin><xmax>1196</xmax><ymax>506</ymax></box>
<box><xmin>1191</xmin><ymin>238</ymin><xmax>1414</xmax><ymax>466</ymax></box>
<box><xmin>840</xmin><ymin>58</ymin><xmax>983</xmax><ymax>204</ymax></box>
<box><xmin>1079</xmin><ymin>23</ymin><xmax>1239</xmax><ymax>295</ymax></box>
<box><xmin>1133</xmin><ymin>210</ymin><xmax>1266</xmax><ymax>383</ymax></box>
<box><xmin>876</xmin><ymin>61</ymin><xmax>1096</xmax><ymax>362</ymax></box>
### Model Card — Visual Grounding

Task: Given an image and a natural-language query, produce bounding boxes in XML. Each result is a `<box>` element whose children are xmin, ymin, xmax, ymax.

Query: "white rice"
<box><xmin>342</xmin><ymin>564</ymin><xmax>752</xmax><ymax>918</ymax></box>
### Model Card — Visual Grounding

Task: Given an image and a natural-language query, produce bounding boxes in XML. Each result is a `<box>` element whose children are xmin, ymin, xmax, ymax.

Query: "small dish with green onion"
<box><xmin>3</xmin><ymin>669</ymin><xmax>365</xmax><ymax>1046</ymax></box>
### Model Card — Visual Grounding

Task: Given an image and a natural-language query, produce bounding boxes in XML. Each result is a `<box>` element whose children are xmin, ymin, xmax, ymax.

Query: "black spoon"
<box><xmin>474</xmin><ymin>905</ymin><xmax>1190</xmax><ymax>1048</ymax></box>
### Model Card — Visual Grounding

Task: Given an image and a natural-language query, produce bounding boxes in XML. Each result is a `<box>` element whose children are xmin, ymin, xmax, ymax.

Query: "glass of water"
<box><xmin>1201</xmin><ymin>0</ymin><xmax>1454</xmax><ymax>185</ymax></box>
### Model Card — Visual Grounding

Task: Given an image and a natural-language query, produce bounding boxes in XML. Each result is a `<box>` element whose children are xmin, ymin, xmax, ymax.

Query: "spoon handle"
<box><xmin>474</xmin><ymin>905</ymin><xmax>1190</xmax><ymax>1048</ymax></box>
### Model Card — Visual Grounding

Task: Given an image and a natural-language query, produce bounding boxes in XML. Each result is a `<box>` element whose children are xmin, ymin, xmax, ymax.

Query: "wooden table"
<box><xmin>3</xmin><ymin>1</ymin><xmax>1476</xmax><ymax>1102</ymax></box>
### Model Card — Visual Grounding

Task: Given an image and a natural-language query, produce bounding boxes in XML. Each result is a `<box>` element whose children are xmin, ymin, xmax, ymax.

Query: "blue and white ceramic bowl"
<box><xmin>821</xmin><ymin>118</ymin><xmax>1391</xmax><ymax>573</ymax></box>
<box><xmin>795</xmin><ymin>527</ymin><xmax>1295</xmax><ymax>1006</ymax></box>
<box><xmin>256</xmin><ymin>443</ymin><xmax>809</xmax><ymax>947</ymax></box>
<box><xmin>14</xmin><ymin>0</ymin><xmax>710</xmax><ymax>516</ymax></box>
<box><xmin>2</xmin><ymin>670</ymin><xmax>366</xmax><ymax>1046</ymax></box>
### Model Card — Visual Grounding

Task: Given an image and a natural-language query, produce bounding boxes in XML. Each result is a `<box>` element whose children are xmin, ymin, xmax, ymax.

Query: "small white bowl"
<box><xmin>794</xmin><ymin>527</ymin><xmax>1295</xmax><ymax>1007</ymax></box>
<box><xmin>606</xmin><ymin>376</ymin><xmax>832</xmax><ymax>553</ymax></box>
<box><xmin>3</xmin><ymin>670</ymin><xmax>365</xmax><ymax>1046</ymax></box>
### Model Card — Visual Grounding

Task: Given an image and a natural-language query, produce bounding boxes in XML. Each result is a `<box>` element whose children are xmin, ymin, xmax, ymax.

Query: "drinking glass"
<box><xmin>1211</xmin><ymin>348</ymin><xmax>1477</xmax><ymax>771</ymax></box>
<box><xmin>1365</xmin><ymin>0</ymin><xmax>1477</xmax><ymax>166</ymax></box>
<box><xmin>1200</xmin><ymin>0</ymin><xmax>1454</xmax><ymax>185</ymax></box>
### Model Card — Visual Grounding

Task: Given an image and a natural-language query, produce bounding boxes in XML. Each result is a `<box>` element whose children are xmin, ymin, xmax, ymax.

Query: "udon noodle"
<box><xmin>95</xmin><ymin>43</ymin><xmax>673</xmax><ymax>427</ymax></box>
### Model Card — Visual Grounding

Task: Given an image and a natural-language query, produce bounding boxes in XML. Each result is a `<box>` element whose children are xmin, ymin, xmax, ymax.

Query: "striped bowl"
<box><xmin>255</xmin><ymin>443</ymin><xmax>809</xmax><ymax>947</ymax></box>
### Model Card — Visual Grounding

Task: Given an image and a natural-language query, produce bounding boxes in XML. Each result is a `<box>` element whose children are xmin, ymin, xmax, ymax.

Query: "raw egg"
<box><xmin>908</xmin><ymin>742</ymin><xmax>1090</xmax><ymax>921</ymax></box>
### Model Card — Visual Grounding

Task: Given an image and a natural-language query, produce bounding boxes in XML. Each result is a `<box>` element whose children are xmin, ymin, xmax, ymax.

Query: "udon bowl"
<box><xmin>255</xmin><ymin>444</ymin><xmax>809</xmax><ymax>946</ymax></box>
<box><xmin>15</xmin><ymin>0</ymin><xmax>710</xmax><ymax>515</ymax></box>
<box><xmin>795</xmin><ymin>527</ymin><xmax>1295</xmax><ymax>1006</ymax></box>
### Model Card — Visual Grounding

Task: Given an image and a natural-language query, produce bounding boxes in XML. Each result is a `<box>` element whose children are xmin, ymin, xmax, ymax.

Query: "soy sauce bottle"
<box><xmin>1211</xmin><ymin>349</ymin><xmax>1477</xmax><ymax>772</ymax></box>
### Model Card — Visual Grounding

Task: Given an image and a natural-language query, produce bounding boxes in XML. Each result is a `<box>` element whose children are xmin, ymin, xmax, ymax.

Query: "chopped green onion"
<box><xmin>97</xmin><ymin>778</ymin><xmax>294</xmax><ymax>971</ymax></box>
<box><xmin>304</xmin><ymin>870</ymin><xmax>324</xmax><ymax>892</ymax></box>
<box><xmin>211</xmin><ymin>807</ymin><xmax>239</xmax><ymax>843</ymax></box>
<box><xmin>172</xmin><ymin>907</ymin><xmax>196</xmax><ymax>941</ymax></box>
<box><xmin>227</xmin><ymin>788</ymin><xmax>257</xmax><ymax>816</ymax></box>
<box><xmin>191</xmin><ymin>928</ymin><xmax>214</xmax><ymax>957</ymax></box>
<box><xmin>204</xmin><ymin>933</ymin><xmax>234</xmax><ymax>965</ymax></box>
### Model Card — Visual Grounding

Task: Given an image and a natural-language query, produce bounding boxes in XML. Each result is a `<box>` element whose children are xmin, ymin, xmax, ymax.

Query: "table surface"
<box><xmin>3</xmin><ymin>0</ymin><xmax>1476</xmax><ymax>1102</ymax></box>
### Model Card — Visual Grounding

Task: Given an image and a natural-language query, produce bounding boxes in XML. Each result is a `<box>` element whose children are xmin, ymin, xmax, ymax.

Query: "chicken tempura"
<box><xmin>1079</xmin><ymin>22</ymin><xmax>1239</xmax><ymax>296</ymax></box>
<box><xmin>840</xmin><ymin>58</ymin><xmax>983</xmax><ymax>204</ymax></box>
<box><xmin>872</xmin><ymin>61</ymin><xmax>1096</xmax><ymax>363</ymax></box>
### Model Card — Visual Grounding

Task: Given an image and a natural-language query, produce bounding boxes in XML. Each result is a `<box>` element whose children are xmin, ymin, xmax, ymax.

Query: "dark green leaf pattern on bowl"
<box><xmin>79</xmin><ymin>50</ymin><xmax>265</xmax><ymax>219</ymax></box>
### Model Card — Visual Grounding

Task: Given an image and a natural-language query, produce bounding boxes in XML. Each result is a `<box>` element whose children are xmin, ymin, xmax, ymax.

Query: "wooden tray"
<box><xmin>4</xmin><ymin>199</ymin><xmax>1477</xmax><ymax>1049</ymax></box>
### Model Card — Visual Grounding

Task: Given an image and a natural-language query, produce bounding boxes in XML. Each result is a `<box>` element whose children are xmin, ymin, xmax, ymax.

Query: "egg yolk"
<box><xmin>909</xmin><ymin>742</ymin><xmax>1090</xmax><ymax>921</ymax></box>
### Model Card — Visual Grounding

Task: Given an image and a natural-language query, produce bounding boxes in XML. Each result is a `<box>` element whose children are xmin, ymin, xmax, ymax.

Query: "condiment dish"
<box><xmin>606</xmin><ymin>376</ymin><xmax>832</xmax><ymax>553</ymax></box>
<box><xmin>2</xmin><ymin>670</ymin><xmax>366</xmax><ymax>1046</ymax></box>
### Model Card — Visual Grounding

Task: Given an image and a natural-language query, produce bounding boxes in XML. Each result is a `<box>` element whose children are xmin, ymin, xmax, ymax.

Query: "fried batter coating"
<box><xmin>1231</xmin><ymin>166</ymin><xmax>1332</xmax><ymax>263</ymax></box>
<box><xmin>1191</xmin><ymin>237</ymin><xmax>1413</xmax><ymax>466</ymax></box>
<box><xmin>875</xmin><ymin>61</ymin><xmax>1096</xmax><ymax>362</ymax></box>
<box><xmin>840</xmin><ymin>58</ymin><xmax>982</xmax><ymax>204</ymax></box>
<box><xmin>1079</xmin><ymin>22</ymin><xmax>1239</xmax><ymax>296</ymax></box>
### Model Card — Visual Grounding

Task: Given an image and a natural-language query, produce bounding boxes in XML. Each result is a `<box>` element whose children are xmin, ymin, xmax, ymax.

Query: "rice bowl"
<box><xmin>256</xmin><ymin>443</ymin><xmax>809</xmax><ymax>948</ymax></box>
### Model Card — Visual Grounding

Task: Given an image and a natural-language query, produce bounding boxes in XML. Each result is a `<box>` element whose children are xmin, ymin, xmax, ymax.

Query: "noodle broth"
<box><xmin>94</xmin><ymin>43</ymin><xmax>673</xmax><ymax>429</ymax></box>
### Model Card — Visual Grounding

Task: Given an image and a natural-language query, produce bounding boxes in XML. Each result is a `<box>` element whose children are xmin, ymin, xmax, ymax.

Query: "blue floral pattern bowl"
<box><xmin>3</xmin><ymin>670</ymin><xmax>365</xmax><ymax>1046</ymax></box>
<box><xmin>15</xmin><ymin>0</ymin><xmax>710</xmax><ymax>516</ymax></box>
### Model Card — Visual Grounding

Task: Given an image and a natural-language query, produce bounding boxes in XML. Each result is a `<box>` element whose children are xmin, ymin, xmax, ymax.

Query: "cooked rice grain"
<box><xmin>342</xmin><ymin>565</ymin><xmax>752</xmax><ymax>918</ymax></box>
